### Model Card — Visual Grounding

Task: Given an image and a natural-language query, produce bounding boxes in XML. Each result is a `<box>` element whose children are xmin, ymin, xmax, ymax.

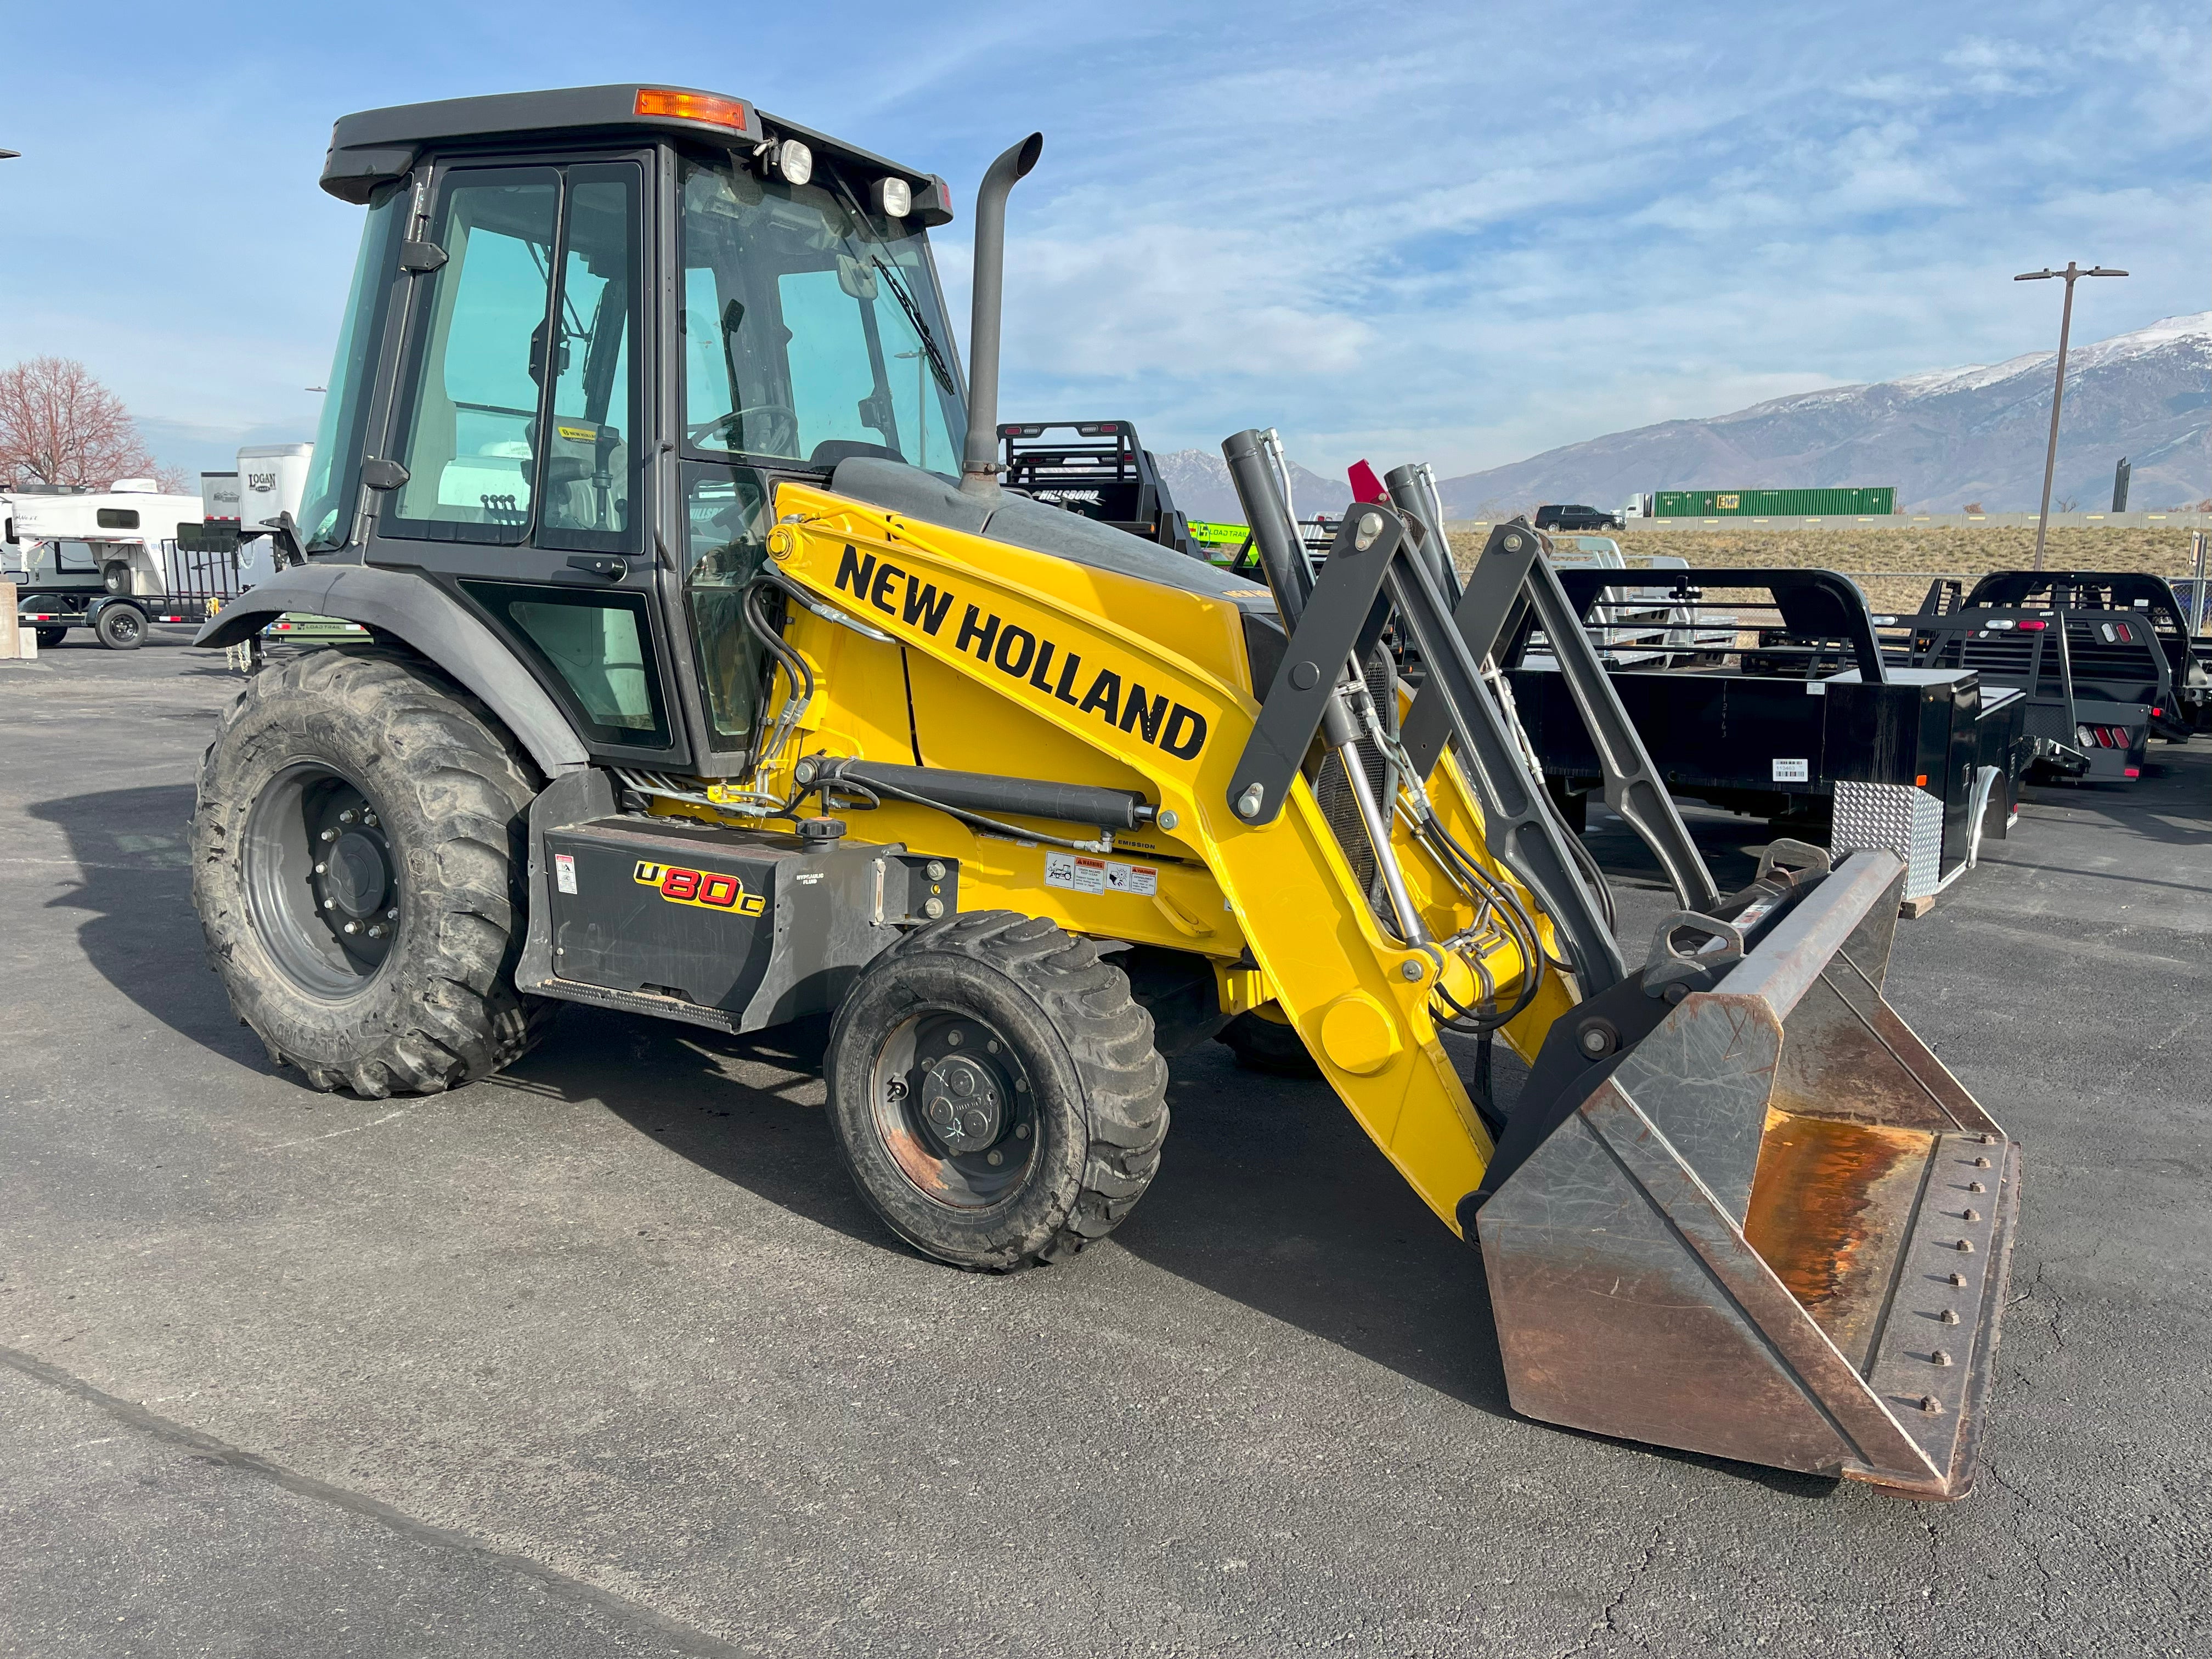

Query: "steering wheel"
<box><xmin>686</xmin><ymin>404</ymin><xmax>801</xmax><ymax>456</ymax></box>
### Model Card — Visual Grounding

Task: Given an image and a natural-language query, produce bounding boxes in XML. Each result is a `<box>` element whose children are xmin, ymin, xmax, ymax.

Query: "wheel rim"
<box><xmin>868</xmin><ymin>1009</ymin><xmax>1039</xmax><ymax>1209</ymax></box>
<box><xmin>106</xmin><ymin>610</ymin><xmax>139</xmax><ymax>642</ymax></box>
<box><xmin>242</xmin><ymin>762</ymin><xmax>400</xmax><ymax>997</ymax></box>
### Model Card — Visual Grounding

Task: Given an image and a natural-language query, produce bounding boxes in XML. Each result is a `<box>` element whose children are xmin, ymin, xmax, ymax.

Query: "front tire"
<box><xmin>825</xmin><ymin>912</ymin><xmax>1169</xmax><ymax>1271</ymax></box>
<box><xmin>93</xmin><ymin>605</ymin><xmax>144</xmax><ymax>650</ymax></box>
<box><xmin>1216</xmin><ymin>1008</ymin><xmax>1321</xmax><ymax>1077</ymax></box>
<box><xmin>191</xmin><ymin>646</ymin><xmax>551</xmax><ymax>1097</ymax></box>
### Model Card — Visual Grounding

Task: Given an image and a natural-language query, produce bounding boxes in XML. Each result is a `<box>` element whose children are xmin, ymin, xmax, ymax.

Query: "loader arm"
<box><xmin>759</xmin><ymin>481</ymin><xmax>1574</xmax><ymax>1229</ymax></box>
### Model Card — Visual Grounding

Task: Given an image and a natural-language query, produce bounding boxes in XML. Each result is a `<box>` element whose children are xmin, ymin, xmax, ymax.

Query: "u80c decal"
<box><xmin>634</xmin><ymin>861</ymin><xmax>766</xmax><ymax>916</ymax></box>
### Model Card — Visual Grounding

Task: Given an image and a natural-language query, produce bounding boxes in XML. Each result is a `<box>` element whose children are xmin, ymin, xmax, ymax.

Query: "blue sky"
<box><xmin>2</xmin><ymin>0</ymin><xmax>2204</xmax><ymax>483</ymax></box>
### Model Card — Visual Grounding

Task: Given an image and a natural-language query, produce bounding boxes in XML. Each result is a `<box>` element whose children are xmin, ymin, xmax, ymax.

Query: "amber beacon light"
<box><xmin>634</xmin><ymin>88</ymin><xmax>753</xmax><ymax>130</ymax></box>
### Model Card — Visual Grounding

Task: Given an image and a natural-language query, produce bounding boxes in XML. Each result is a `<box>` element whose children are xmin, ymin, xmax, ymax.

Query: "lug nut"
<box><xmin>947</xmin><ymin>1030</ymin><xmax>963</xmax><ymax>1047</ymax></box>
<box><xmin>342</xmin><ymin>921</ymin><xmax>358</xmax><ymax>935</ymax></box>
<box><xmin>363</xmin><ymin>812</ymin><xmax>378</xmax><ymax>828</ymax></box>
<box><xmin>323</xmin><ymin>898</ymin><xmax>336</xmax><ymax>910</ymax></box>
<box><xmin>1014</xmin><ymin>1123</ymin><xmax>1030</xmax><ymax>1139</ymax></box>
<box><xmin>340</xmin><ymin>809</ymin><xmax>357</xmax><ymax>825</ymax></box>
<box><xmin>986</xmin><ymin>1040</ymin><xmax>999</xmax><ymax>1054</ymax></box>
<box><xmin>385</xmin><ymin>908</ymin><xmax>398</xmax><ymax>920</ymax></box>
<box><xmin>986</xmin><ymin>1150</ymin><xmax>1004</xmax><ymax>1166</ymax></box>
<box><xmin>368</xmin><ymin>925</ymin><xmax>386</xmax><ymax>939</ymax></box>
<box><xmin>314</xmin><ymin>861</ymin><xmax>327</xmax><ymax>874</ymax></box>
<box><xmin>320</xmin><ymin>829</ymin><xmax>337</xmax><ymax>843</ymax></box>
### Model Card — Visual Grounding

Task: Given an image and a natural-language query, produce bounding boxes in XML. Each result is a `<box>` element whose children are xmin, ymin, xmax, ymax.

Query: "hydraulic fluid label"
<box><xmin>633</xmin><ymin>860</ymin><xmax>765</xmax><ymax>916</ymax></box>
<box><xmin>1044</xmin><ymin>852</ymin><xmax>1158</xmax><ymax>896</ymax></box>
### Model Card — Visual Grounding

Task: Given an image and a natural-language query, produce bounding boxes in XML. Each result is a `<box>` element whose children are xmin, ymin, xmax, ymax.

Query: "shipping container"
<box><xmin>1652</xmin><ymin>487</ymin><xmax>1895</xmax><ymax>517</ymax></box>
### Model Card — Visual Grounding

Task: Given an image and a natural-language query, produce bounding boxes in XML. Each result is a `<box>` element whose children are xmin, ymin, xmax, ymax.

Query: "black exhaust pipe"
<box><xmin>959</xmin><ymin>132</ymin><xmax>1045</xmax><ymax>500</ymax></box>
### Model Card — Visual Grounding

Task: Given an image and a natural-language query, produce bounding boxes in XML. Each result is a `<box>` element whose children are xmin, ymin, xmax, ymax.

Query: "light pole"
<box><xmin>2015</xmin><ymin>262</ymin><xmax>2126</xmax><ymax>570</ymax></box>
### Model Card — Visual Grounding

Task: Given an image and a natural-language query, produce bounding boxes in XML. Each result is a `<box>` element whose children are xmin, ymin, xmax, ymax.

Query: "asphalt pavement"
<box><xmin>2</xmin><ymin>633</ymin><xmax>2207</xmax><ymax>1657</ymax></box>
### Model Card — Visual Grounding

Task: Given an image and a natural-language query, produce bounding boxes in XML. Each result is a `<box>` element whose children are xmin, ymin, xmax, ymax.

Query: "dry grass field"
<box><xmin>1444</xmin><ymin>524</ymin><xmax>2208</xmax><ymax>615</ymax></box>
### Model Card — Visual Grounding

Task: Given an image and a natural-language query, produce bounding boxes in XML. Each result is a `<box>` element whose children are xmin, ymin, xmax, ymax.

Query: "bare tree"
<box><xmin>0</xmin><ymin>356</ymin><xmax>165</xmax><ymax>489</ymax></box>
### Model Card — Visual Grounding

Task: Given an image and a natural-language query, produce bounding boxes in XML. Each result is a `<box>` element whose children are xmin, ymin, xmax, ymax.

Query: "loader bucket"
<box><xmin>1472</xmin><ymin>849</ymin><xmax>2018</xmax><ymax>1498</ymax></box>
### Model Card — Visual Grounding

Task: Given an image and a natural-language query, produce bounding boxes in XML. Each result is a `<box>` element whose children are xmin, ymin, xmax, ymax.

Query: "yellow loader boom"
<box><xmin>187</xmin><ymin>85</ymin><xmax>2017</xmax><ymax>1500</ymax></box>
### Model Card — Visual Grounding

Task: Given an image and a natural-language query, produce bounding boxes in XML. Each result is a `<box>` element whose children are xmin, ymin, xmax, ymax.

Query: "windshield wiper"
<box><xmin>872</xmin><ymin>258</ymin><xmax>956</xmax><ymax>397</ymax></box>
<box><xmin>821</xmin><ymin>171</ymin><xmax>958</xmax><ymax>399</ymax></box>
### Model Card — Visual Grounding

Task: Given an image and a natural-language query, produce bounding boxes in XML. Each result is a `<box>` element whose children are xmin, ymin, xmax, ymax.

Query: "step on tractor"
<box><xmin>193</xmin><ymin>85</ymin><xmax>2019</xmax><ymax>1498</ymax></box>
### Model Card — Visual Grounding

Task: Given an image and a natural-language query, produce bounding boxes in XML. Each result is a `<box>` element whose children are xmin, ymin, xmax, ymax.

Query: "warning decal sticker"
<box><xmin>1044</xmin><ymin>853</ymin><xmax>1159</xmax><ymax>897</ymax></box>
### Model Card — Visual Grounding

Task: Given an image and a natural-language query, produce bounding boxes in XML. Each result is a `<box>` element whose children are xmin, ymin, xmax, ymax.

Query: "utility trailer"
<box><xmin>1877</xmin><ymin>570</ymin><xmax>2202</xmax><ymax>783</ymax></box>
<box><xmin>997</xmin><ymin>421</ymin><xmax>1202</xmax><ymax>557</ymax></box>
<box><xmin>1503</xmin><ymin>569</ymin><xmax>2028</xmax><ymax>906</ymax></box>
<box><xmin>11</xmin><ymin>478</ymin><xmax>242</xmax><ymax>650</ymax></box>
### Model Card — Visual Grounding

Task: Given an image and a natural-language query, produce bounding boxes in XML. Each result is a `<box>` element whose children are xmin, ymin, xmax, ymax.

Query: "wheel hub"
<box><xmin>244</xmin><ymin>764</ymin><xmax>400</xmax><ymax>996</ymax></box>
<box><xmin>869</xmin><ymin>1011</ymin><xmax>1037</xmax><ymax>1209</ymax></box>
<box><xmin>919</xmin><ymin>1054</ymin><xmax>1003</xmax><ymax>1151</ymax></box>
<box><xmin>324</xmin><ymin>830</ymin><xmax>390</xmax><ymax>917</ymax></box>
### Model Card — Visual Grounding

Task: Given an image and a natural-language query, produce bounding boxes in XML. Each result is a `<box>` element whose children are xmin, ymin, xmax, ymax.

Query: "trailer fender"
<box><xmin>194</xmin><ymin>563</ymin><xmax>590</xmax><ymax>776</ymax></box>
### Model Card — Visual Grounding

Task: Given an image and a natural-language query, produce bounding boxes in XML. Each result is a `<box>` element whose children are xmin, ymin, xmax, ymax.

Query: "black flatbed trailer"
<box><xmin>1503</xmin><ymin>567</ymin><xmax>2028</xmax><ymax>906</ymax></box>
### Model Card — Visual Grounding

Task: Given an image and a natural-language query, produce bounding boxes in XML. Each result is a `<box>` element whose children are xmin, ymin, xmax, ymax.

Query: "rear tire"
<box><xmin>1216</xmin><ymin>1008</ymin><xmax>1321</xmax><ymax>1077</ymax></box>
<box><xmin>825</xmin><ymin>911</ymin><xmax>1169</xmax><ymax>1271</ymax></box>
<box><xmin>94</xmin><ymin>605</ymin><xmax>144</xmax><ymax>650</ymax></box>
<box><xmin>191</xmin><ymin>646</ymin><xmax>553</xmax><ymax>1097</ymax></box>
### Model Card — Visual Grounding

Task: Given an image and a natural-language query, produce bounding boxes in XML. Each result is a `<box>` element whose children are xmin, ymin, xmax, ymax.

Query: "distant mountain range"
<box><xmin>1150</xmin><ymin>449</ymin><xmax>1342</xmax><ymax>524</ymax></box>
<box><xmin>1146</xmin><ymin>313</ymin><xmax>2211</xmax><ymax>522</ymax></box>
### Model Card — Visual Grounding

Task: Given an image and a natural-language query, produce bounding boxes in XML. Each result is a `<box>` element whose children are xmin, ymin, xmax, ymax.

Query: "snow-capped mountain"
<box><xmin>1149</xmin><ymin>447</ymin><xmax>1343</xmax><ymax>524</ymax></box>
<box><xmin>1431</xmin><ymin>313</ymin><xmax>2211</xmax><ymax>517</ymax></box>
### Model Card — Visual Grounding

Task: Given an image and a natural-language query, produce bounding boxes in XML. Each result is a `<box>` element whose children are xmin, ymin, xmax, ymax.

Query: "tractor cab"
<box><xmin>301</xmin><ymin>85</ymin><xmax>968</xmax><ymax>772</ymax></box>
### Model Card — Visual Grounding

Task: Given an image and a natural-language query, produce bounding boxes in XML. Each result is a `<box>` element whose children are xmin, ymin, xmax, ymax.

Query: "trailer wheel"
<box><xmin>191</xmin><ymin>647</ymin><xmax>553</xmax><ymax>1097</ymax></box>
<box><xmin>825</xmin><ymin>911</ymin><xmax>1169</xmax><ymax>1271</ymax></box>
<box><xmin>93</xmin><ymin>605</ymin><xmax>144</xmax><ymax>650</ymax></box>
<box><xmin>34</xmin><ymin>627</ymin><xmax>66</xmax><ymax>649</ymax></box>
<box><xmin>1216</xmin><ymin>1008</ymin><xmax>1321</xmax><ymax>1077</ymax></box>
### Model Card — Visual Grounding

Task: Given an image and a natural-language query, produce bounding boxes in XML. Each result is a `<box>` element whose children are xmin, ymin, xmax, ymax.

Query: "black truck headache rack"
<box><xmin>1881</xmin><ymin>571</ymin><xmax>2210</xmax><ymax>778</ymax></box>
<box><xmin>997</xmin><ymin>420</ymin><xmax>1202</xmax><ymax>558</ymax></box>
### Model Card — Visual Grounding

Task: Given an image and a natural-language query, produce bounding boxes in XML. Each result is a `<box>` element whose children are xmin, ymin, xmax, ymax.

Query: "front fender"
<box><xmin>197</xmin><ymin>562</ymin><xmax>590</xmax><ymax>777</ymax></box>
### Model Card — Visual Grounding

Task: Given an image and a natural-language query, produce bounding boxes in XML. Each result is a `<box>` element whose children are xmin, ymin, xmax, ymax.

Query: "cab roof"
<box><xmin>320</xmin><ymin>83</ymin><xmax>950</xmax><ymax>222</ymax></box>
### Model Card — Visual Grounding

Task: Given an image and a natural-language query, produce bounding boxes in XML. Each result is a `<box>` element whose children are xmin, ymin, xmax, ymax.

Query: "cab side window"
<box><xmin>387</xmin><ymin>163</ymin><xmax>639</xmax><ymax>549</ymax></box>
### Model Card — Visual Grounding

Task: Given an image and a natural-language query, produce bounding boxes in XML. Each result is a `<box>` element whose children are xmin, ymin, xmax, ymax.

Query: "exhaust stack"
<box><xmin>959</xmin><ymin>132</ymin><xmax>1044</xmax><ymax>500</ymax></box>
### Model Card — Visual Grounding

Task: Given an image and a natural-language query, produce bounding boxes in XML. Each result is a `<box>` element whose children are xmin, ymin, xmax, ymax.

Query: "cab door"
<box><xmin>365</xmin><ymin>150</ymin><xmax>687</xmax><ymax>765</ymax></box>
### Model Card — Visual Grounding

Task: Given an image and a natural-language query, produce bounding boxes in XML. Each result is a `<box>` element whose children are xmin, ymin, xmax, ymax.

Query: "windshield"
<box><xmin>679</xmin><ymin>155</ymin><xmax>964</xmax><ymax>474</ymax></box>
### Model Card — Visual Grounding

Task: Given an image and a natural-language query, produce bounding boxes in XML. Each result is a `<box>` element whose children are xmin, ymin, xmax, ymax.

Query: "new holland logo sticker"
<box><xmin>830</xmin><ymin>545</ymin><xmax>1211</xmax><ymax>760</ymax></box>
<box><xmin>634</xmin><ymin>861</ymin><xmax>765</xmax><ymax>916</ymax></box>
